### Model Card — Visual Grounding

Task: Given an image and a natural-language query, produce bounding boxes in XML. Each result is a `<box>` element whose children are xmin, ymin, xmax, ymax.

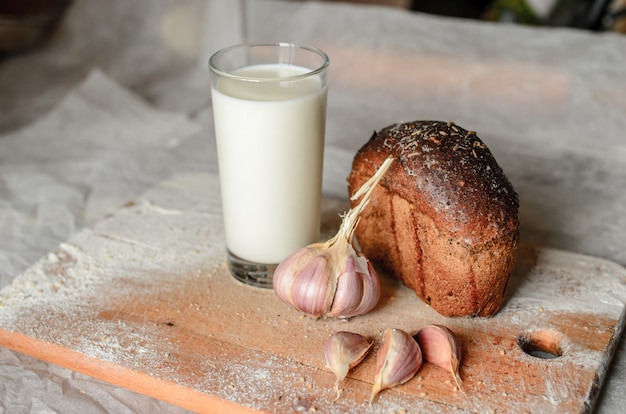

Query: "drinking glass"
<box><xmin>209</xmin><ymin>42</ymin><xmax>329</xmax><ymax>288</ymax></box>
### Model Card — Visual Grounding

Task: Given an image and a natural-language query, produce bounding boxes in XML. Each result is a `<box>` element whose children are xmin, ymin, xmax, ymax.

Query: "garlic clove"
<box><xmin>325</xmin><ymin>251</ymin><xmax>381</xmax><ymax>319</ymax></box>
<box><xmin>370</xmin><ymin>328</ymin><xmax>422</xmax><ymax>403</ymax></box>
<box><xmin>415</xmin><ymin>324</ymin><xmax>464</xmax><ymax>394</ymax></box>
<box><xmin>273</xmin><ymin>246</ymin><xmax>330</xmax><ymax>318</ymax></box>
<box><xmin>272</xmin><ymin>246</ymin><xmax>314</xmax><ymax>304</ymax></box>
<box><xmin>288</xmin><ymin>252</ymin><xmax>330</xmax><ymax>317</ymax></box>
<box><xmin>324</xmin><ymin>331</ymin><xmax>373</xmax><ymax>400</ymax></box>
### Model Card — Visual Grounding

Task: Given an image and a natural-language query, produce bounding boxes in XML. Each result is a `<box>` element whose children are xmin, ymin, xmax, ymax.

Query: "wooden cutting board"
<box><xmin>0</xmin><ymin>172</ymin><xmax>625</xmax><ymax>414</ymax></box>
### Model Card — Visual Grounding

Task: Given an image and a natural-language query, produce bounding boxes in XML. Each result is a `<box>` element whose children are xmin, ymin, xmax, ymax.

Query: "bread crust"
<box><xmin>348</xmin><ymin>121</ymin><xmax>519</xmax><ymax>317</ymax></box>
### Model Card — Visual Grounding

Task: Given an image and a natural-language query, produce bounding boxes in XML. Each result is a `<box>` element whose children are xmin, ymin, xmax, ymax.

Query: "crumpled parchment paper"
<box><xmin>1</xmin><ymin>0</ymin><xmax>626</xmax><ymax>412</ymax></box>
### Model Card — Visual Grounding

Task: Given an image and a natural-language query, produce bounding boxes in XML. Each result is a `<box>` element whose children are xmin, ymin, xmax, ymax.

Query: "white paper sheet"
<box><xmin>0</xmin><ymin>69</ymin><xmax>206</xmax><ymax>413</ymax></box>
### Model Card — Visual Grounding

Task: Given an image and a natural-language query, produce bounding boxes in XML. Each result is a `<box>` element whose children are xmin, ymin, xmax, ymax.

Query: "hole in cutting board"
<box><xmin>517</xmin><ymin>330</ymin><xmax>563</xmax><ymax>360</ymax></box>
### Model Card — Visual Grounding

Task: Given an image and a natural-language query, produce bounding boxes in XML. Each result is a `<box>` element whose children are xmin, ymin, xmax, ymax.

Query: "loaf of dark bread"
<box><xmin>348</xmin><ymin>121</ymin><xmax>519</xmax><ymax>317</ymax></box>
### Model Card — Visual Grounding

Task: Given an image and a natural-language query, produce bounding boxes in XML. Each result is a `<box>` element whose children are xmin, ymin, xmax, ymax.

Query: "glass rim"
<box><xmin>209</xmin><ymin>42</ymin><xmax>329</xmax><ymax>83</ymax></box>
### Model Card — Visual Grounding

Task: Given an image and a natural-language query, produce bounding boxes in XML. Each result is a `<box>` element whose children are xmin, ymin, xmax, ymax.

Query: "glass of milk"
<box><xmin>209</xmin><ymin>42</ymin><xmax>329</xmax><ymax>288</ymax></box>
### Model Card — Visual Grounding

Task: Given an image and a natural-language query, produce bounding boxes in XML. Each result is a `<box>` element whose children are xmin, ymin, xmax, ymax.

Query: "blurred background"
<box><xmin>321</xmin><ymin>0</ymin><xmax>626</xmax><ymax>30</ymax></box>
<box><xmin>1</xmin><ymin>0</ymin><xmax>625</xmax><ymax>59</ymax></box>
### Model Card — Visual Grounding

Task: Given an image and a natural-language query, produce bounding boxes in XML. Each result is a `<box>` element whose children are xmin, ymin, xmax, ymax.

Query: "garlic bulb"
<box><xmin>272</xmin><ymin>157</ymin><xmax>394</xmax><ymax>319</ymax></box>
<box><xmin>324</xmin><ymin>331</ymin><xmax>373</xmax><ymax>400</ymax></box>
<box><xmin>370</xmin><ymin>328</ymin><xmax>422</xmax><ymax>403</ymax></box>
<box><xmin>415</xmin><ymin>324</ymin><xmax>464</xmax><ymax>394</ymax></box>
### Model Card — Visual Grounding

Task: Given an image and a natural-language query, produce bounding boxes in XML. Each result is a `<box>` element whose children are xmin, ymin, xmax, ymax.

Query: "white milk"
<box><xmin>211</xmin><ymin>64</ymin><xmax>327</xmax><ymax>264</ymax></box>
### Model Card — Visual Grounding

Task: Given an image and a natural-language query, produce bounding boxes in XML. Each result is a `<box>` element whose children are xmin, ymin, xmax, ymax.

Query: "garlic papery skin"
<box><xmin>415</xmin><ymin>324</ymin><xmax>464</xmax><ymax>394</ymax></box>
<box><xmin>272</xmin><ymin>157</ymin><xmax>394</xmax><ymax>319</ymax></box>
<box><xmin>370</xmin><ymin>328</ymin><xmax>422</xmax><ymax>403</ymax></box>
<box><xmin>324</xmin><ymin>331</ymin><xmax>373</xmax><ymax>401</ymax></box>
